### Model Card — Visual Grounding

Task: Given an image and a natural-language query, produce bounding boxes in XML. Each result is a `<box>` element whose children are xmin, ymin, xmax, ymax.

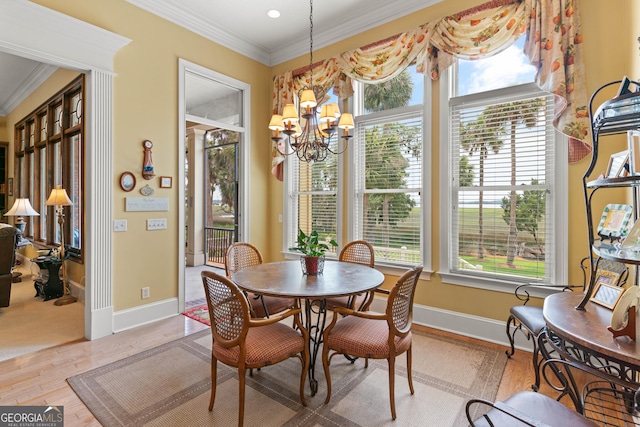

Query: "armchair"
<box><xmin>321</xmin><ymin>265</ymin><xmax>423</xmax><ymax>420</ymax></box>
<box><xmin>0</xmin><ymin>223</ymin><xmax>17</xmax><ymax>307</ymax></box>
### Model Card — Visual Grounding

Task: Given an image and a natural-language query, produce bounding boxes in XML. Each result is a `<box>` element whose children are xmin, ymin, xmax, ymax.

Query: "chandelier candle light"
<box><xmin>269</xmin><ymin>0</ymin><xmax>354</xmax><ymax>162</ymax></box>
<box><xmin>46</xmin><ymin>185</ymin><xmax>75</xmax><ymax>306</ymax></box>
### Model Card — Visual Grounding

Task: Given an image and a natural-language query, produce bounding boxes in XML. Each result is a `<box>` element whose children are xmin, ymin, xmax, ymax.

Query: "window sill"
<box><xmin>439</xmin><ymin>271</ymin><xmax>570</xmax><ymax>299</ymax></box>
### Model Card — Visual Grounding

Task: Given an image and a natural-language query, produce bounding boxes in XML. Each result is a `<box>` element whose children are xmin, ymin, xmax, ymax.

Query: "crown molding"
<box><xmin>127</xmin><ymin>0</ymin><xmax>271</xmax><ymax>65</ymax></box>
<box><xmin>0</xmin><ymin>0</ymin><xmax>131</xmax><ymax>72</ymax></box>
<box><xmin>127</xmin><ymin>0</ymin><xmax>440</xmax><ymax>67</ymax></box>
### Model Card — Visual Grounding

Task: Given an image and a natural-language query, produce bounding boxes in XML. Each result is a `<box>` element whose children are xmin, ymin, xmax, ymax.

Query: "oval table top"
<box><xmin>231</xmin><ymin>260</ymin><xmax>385</xmax><ymax>299</ymax></box>
<box><xmin>543</xmin><ymin>291</ymin><xmax>640</xmax><ymax>367</ymax></box>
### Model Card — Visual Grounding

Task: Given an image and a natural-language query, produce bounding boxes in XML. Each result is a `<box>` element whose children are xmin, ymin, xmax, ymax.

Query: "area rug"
<box><xmin>67</xmin><ymin>327</ymin><xmax>506</xmax><ymax>426</ymax></box>
<box><xmin>182</xmin><ymin>304</ymin><xmax>210</xmax><ymax>326</ymax></box>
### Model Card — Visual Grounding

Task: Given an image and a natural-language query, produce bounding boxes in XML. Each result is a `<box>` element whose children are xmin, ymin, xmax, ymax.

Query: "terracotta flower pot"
<box><xmin>301</xmin><ymin>255</ymin><xmax>325</xmax><ymax>275</ymax></box>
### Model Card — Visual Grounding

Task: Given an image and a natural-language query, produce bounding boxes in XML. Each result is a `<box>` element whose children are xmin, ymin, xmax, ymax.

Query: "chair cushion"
<box><xmin>247</xmin><ymin>292</ymin><xmax>295</xmax><ymax>318</ymax></box>
<box><xmin>213</xmin><ymin>321</ymin><xmax>304</xmax><ymax>368</ymax></box>
<box><xmin>509</xmin><ymin>305</ymin><xmax>545</xmax><ymax>335</ymax></box>
<box><xmin>326</xmin><ymin>314</ymin><xmax>411</xmax><ymax>359</ymax></box>
<box><xmin>472</xmin><ymin>391</ymin><xmax>598</xmax><ymax>427</ymax></box>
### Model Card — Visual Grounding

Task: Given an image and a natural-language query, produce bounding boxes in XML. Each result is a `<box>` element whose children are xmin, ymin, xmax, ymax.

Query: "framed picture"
<box><xmin>119</xmin><ymin>172</ymin><xmax>136</xmax><ymax>192</ymax></box>
<box><xmin>7</xmin><ymin>178</ymin><xmax>12</xmax><ymax>196</ymax></box>
<box><xmin>628</xmin><ymin>131</ymin><xmax>640</xmax><ymax>175</ymax></box>
<box><xmin>606</xmin><ymin>150</ymin><xmax>630</xmax><ymax>178</ymax></box>
<box><xmin>597</xmin><ymin>204</ymin><xmax>633</xmax><ymax>238</ymax></box>
<box><xmin>160</xmin><ymin>176</ymin><xmax>172</xmax><ymax>188</ymax></box>
<box><xmin>590</xmin><ymin>281</ymin><xmax>624</xmax><ymax>309</ymax></box>
<box><xmin>622</xmin><ymin>219</ymin><xmax>640</xmax><ymax>249</ymax></box>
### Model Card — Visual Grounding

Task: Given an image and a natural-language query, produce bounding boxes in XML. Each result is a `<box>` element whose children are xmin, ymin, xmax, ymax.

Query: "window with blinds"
<box><xmin>353</xmin><ymin>107</ymin><xmax>423</xmax><ymax>266</ymax></box>
<box><xmin>449</xmin><ymin>83</ymin><xmax>556</xmax><ymax>283</ymax></box>
<box><xmin>286</xmin><ymin>144</ymin><xmax>339</xmax><ymax>256</ymax></box>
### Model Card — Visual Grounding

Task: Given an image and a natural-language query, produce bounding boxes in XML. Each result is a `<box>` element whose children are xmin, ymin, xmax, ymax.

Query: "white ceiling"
<box><xmin>0</xmin><ymin>0</ymin><xmax>440</xmax><ymax>117</ymax></box>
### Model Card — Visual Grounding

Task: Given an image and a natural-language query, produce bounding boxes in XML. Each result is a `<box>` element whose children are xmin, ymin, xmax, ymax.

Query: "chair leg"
<box><xmin>388</xmin><ymin>354</ymin><xmax>396</xmax><ymax>420</ymax></box>
<box><xmin>505</xmin><ymin>314</ymin><xmax>517</xmax><ymax>358</ymax></box>
<box><xmin>299</xmin><ymin>344</ymin><xmax>309</xmax><ymax>407</ymax></box>
<box><xmin>238</xmin><ymin>365</ymin><xmax>246</xmax><ymax>427</ymax></box>
<box><xmin>322</xmin><ymin>345</ymin><xmax>332</xmax><ymax>404</ymax></box>
<box><xmin>209</xmin><ymin>357</ymin><xmax>217</xmax><ymax>411</ymax></box>
<box><xmin>532</xmin><ymin>333</ymin><xmax>542</xmax><ymax>392</ymax></box>
<box><xmin>406</xmin><ymin>346</ymin><xmax>414</xmax><ymax>395</ymax></box>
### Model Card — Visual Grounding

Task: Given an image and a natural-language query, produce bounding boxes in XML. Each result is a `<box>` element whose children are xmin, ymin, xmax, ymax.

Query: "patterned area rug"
<box><xmin>67</xmin><ymin>326</ymin><xmax>506</xmax><ymax>426</ymax></box>
<box><xmin>182</xmin><ymin>304</ymin><xmax>210</xmax><ymax>326</ymax></box>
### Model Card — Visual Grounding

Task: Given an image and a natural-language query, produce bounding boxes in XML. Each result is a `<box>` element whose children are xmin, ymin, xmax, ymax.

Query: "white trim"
<box><xmin>126</xmin><ymin>0</ymin><xmax>441</xmax><ymax>66</ymax></box>
<box><xmin>368</xmin><ymin>296</ymin><xmax>534</xmax><ymax>351</ymax></box>
<box><xmin>0</xmin><ymin>0</ymin><xmax>130</xmax><ymax>72</ymax></box>
<box><xmin>113</xmin><ymin>298</ymin><xmax>178</xmax><ymax>333</ymax></box>
<box><xmin>178</xmin><ymin>59</ymin><xmax>251</xmax><ymax>313</ymax></box>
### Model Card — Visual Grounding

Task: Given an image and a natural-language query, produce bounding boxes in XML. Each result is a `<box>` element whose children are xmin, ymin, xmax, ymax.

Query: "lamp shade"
<box><xmin>268</xmin><ymin>114</ymin><xmax>284</xmax><ymax>131</ymax></box>
<box><xmin>5</xmin><ymin>198</ymin><xmax>40</xmax><ymax>218</ymax></box>
<box><xmin>46</xmin><ymin>185</ymin><xmax>73</xmax><ymax>207</ymax></box>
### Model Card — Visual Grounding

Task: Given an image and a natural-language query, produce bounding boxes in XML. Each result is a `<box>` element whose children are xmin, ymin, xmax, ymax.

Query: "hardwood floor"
<box><xmin>0</xmin><ymin>313</ymin><xmax>573</xmax><ymax>426</ymax></box>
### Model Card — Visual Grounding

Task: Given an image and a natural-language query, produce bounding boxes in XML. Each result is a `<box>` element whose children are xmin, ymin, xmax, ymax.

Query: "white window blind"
<box><xmin>354</xmin><ymin>108</ymin><xmax>422</xmax><ymax>266</ymax></box>
<box><xmin>287</xmin><ymin>146</ymin><xmax>339</xmax><ymax>255</ymax></box>
<box><xmin>449</xmin><ymin>83</ymin><xmax>555</xmax><ymax>283</ymax></box>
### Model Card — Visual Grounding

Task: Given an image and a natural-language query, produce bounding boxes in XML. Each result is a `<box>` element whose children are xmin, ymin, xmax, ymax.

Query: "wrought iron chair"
<box><xmin>201</xmin><ymin>270</ymin><xmax>309</xmax><ymax>427</ymax></box>
<box><xmin>325</xmin><ymin>240</ymin><xmax>375</xmax><ymax>311</ymax></box>
<box><xmin>505</xmin><ymin>257</ymin><xmax>628</xmax><ymax>391</ymax></box>
<box><xmin>225</xmin><ymin>242</ymin><xmax>295</xmax><ymax>318</ymax></box>
<box><xmin>321</xmin><ymin>265</ymin><xmax>423</xmax><ymax>420</ymax></box>
<box><xmin>466</xmin><ymin>391</ymin><xmax>599</xmax><ymax>426</ymax></box>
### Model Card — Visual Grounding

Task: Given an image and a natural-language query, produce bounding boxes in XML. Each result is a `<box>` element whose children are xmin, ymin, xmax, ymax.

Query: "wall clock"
<box><xmin>142</xmin><ymin>140</ymin><xmax>155</xmax><ymax>180</ymax></box>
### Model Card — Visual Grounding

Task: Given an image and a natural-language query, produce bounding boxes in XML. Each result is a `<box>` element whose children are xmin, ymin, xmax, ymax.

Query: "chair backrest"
<box><xmin>201</xmin><ymin>270</ymin><xmax>250</xmax><ymax>347</ymax></box>
<box><xmin>225</xmin><ymin>242</ymin><xmax>263</xmax><ymax>278</ymax></box>
<box><xmin>386</xmin><ymin>265</ymin><xmax>423</xmax><ymax>335</ymax></box>
<box><xmin>339</xmin><ymin>240</ymin><xmax>374</xmax><ymax>268</ymax></box>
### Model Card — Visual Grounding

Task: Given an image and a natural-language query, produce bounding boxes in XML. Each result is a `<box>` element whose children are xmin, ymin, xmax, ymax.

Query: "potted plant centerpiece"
<box><xmin>289</xmin><ymin>229</ymin><xmax>338</xmax><ymax>275</ymax></box>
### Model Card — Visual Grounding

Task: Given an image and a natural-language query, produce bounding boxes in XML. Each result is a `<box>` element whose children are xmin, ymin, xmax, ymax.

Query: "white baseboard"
<box><xmin>369</xmin><ymin>297</ymin><xmax>535</xmax><ymax>352</ymax></box>
<box><xmin>111</xmin><ymin>295</ymin><xmax>536</xmax><ymax>354</ymax></box>
<box><xmin>113</xmin><ymin>298</ymin><xmax>179</xmax><ymax>333</ymax></box>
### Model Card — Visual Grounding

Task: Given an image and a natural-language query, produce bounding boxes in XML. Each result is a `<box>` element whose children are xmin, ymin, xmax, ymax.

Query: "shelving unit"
<box><xmin>578</xmin><ymin>79</ymin><xmax>640</xmax><ymax>310</ymax></box>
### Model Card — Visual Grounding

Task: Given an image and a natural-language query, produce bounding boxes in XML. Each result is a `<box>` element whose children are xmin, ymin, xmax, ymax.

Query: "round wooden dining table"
<box><xmin>232</xmin><ymin>260</ymin><xmax>385</xmax><ymax>395</ymax></box>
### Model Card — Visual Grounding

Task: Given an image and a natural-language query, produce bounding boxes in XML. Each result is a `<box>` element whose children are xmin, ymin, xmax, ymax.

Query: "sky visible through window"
<box><xmin>458</xmin><ymin>36</ymin><xmax>536</xmax><ymax>96</ymax></box>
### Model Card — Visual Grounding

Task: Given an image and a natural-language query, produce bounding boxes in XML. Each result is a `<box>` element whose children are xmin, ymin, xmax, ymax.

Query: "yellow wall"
<box><xmin>32</xmin><ymin>0</ymin><xmax>272</xmax><ymax>310</ymax></box>
<box><xmin>20</xmin><ymin>1</ymin><xmax>638</xmax><ymax>319</ymax></box>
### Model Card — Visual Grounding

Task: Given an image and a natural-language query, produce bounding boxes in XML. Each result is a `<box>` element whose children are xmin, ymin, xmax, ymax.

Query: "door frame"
<box><xmin>178</xmin><ymin>59</ymin><xmax>250</xmax><ymax>312</ymax></box>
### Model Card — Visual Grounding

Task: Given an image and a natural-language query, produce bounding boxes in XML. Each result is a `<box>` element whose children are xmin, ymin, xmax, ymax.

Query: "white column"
<box><xmin>186</xmin><ymin>128</ymin><xmax>206</xmax><ymax>266</ymax></box>
<box><xmin>85</xmin><ymin>69</ymin><xmax>114</xmax><ymax>339</ymax></box>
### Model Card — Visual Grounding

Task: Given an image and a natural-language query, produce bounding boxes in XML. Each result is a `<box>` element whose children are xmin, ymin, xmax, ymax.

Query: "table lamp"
<box><xmin>46</xmin><ymin>185</ymin><xmax>75</xmax><ymax>306</ymax></box>
<box><xmin>4</xmin><ymin>198</ymin><xmax>40</xmax><ymax>244</ymax></box>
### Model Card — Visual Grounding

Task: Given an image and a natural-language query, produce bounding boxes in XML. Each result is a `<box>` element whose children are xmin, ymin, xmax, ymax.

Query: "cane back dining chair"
<box><xmin>505</xmin><ymin>257</ymin><xmax>628</xmax><ymax>391</ymax></box>
<box><xmin>225</xmin><ymin>242</ymin><xmax>295</xmax><ymax>318</ymax></box>
<box><xmin>325</xmin><ymin>240</ymin><xmax>375</xmax><ymax>311</ymax></box>
<box><xmin>201</xmin><ymin>270</ymin><xmax>309</xmax><ymax>427</ymax></box>
<box><xmin>322</xmin><ymin>265</ymin><xmax>423</xmax><ymax>420</ymax></box>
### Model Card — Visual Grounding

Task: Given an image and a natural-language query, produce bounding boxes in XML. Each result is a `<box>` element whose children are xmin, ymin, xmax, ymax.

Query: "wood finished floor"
<box><xmin>0</xmin><ymin>314</ymin><xmax>570</xmax><ymax>427</ymax></box>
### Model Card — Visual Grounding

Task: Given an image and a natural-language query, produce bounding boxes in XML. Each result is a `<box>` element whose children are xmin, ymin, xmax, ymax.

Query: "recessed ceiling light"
<box><xmin>267</xmin><ymin>9</ymin><xmax>280</xmax><ymax>19</ymax></box>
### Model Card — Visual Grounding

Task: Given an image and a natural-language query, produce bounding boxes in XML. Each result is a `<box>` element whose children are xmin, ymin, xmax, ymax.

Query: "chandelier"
<box><xmin>269</xmin><ymin>0</ymin><xmax>354</xmax><ymax>162</ymax></box>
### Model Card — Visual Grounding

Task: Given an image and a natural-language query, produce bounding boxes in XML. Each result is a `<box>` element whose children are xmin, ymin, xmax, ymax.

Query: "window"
<box><xmin>440</xmin><ymin>40</ymin><xmax>567</xmax><ymax>289</ymax></box>
<box><xmin>14</xmin><ymin>75</ymin><xmax>84</xmax><ymax>257</ymax></box>
<box><xmin>350</xmin><ymin>64</ymin><xmax>429</xmax><ymax>269</ymax></box>
<box><xmin>284</xmin><ymin>115</ymin><xmax>340</xmax><ymax>255</ymax></box>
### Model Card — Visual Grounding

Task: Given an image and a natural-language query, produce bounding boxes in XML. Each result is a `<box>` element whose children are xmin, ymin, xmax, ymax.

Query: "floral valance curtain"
<box><xmin>272</xmin><ymin>0</ymin><xmax>589</xmax><ymax>178</ymax></box>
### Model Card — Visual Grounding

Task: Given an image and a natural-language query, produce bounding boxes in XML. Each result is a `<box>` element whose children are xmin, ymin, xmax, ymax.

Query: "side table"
<box><xmin>34</xmin><ymin>256</ymin><xmax>64</xmax><ymax>301</ymax></box>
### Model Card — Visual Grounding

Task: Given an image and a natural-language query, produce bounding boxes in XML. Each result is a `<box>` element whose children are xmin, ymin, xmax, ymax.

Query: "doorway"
<box><xmin>179</xmin><ymin>59</ymin><xmax>250</xmax><ymax>311</ymax></box>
